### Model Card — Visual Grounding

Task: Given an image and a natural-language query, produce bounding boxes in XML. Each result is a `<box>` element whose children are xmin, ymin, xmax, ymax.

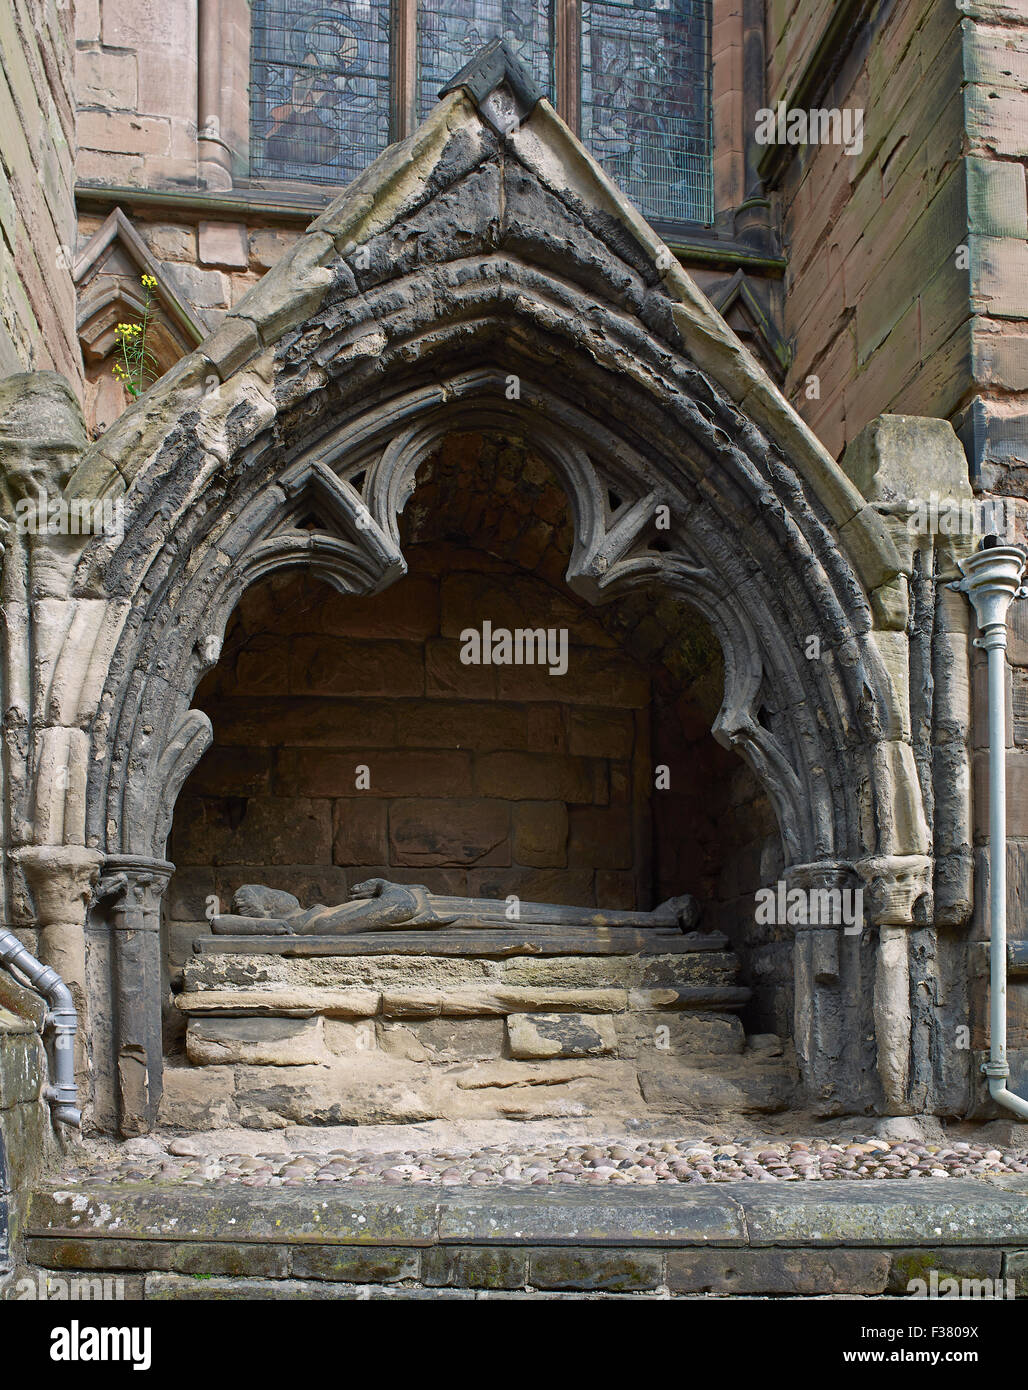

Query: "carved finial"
<box><xmin>438</xmin><ymin>38</ymin><xmax>543</xmax><ymax>136</ymax></box>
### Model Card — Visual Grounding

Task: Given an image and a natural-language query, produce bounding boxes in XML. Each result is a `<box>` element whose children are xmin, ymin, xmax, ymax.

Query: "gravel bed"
<box><xmin>58</xmin><ymin>1136</ymin><xmax>1028</xmax><ymax>1187</ymax></box>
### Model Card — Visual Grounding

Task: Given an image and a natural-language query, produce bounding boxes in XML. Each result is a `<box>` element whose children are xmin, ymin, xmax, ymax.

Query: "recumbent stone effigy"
<box><xmin>210</xmin><ymin>877</ymin><xmax>701</xmax><ymax>937</ymax></box>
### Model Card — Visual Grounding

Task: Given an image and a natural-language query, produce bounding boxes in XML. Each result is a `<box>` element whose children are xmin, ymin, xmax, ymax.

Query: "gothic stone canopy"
<box><xmin>4</xmin><ymin>43</ymin><xmax>970</xmax><ymax>1130</ymax></box>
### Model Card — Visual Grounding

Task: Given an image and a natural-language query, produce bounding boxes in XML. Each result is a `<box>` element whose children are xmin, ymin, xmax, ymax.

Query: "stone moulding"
<box><xmin>1</xmin><ymin>44</ymin><xmax>973</xmax><ymax>1132</ymax></box>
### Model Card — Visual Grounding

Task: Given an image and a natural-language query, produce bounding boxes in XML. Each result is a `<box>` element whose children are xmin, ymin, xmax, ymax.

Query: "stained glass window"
<box><xmin>581</xmin><ymin>0</ymin><xmax>713</xmax><ymax>225</ymax></box>
<box><xmin>417</xmin><ymin>0</ymin><xmax>555</xmax><ymax>120</ymax></box>
<box><xmin>250</xmin><ymin>0</ymin><xmax>392</xmax><ymax>184</ymax></box>
<box><xmin>249</xmin><ymin>0</ymin><xmax>714</xmax><ymax>228</ymax></box>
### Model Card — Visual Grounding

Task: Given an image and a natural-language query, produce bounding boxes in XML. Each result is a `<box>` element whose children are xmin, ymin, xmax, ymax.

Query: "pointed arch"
<box><xmin>31</xmin><ymin>49</ymin><xmax>941</xmax><ymax>1131</ymax></box>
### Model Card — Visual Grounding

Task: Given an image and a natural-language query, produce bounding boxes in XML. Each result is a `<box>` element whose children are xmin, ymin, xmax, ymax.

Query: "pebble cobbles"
<box><xmin>63</xmin><ymin>1135</ymin><xmax>1028</xmax><ymax>1188</ymax></box>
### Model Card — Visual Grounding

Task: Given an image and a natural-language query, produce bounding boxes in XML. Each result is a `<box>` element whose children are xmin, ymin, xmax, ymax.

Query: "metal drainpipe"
<box><xmin>951</xmin><ymin>538</ymin><xmax>1028</xmax><ymax>1120</ymax></box>
<box><xmin>0</xmin><ymin>927</ymin><xmax>81</xmax><ymax>1128</ymax></box>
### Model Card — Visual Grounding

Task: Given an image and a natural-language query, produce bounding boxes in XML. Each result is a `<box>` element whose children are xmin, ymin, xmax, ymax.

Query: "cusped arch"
<box><xmin>74</xmin><ymin>371</ymin><xmax>902</xmax><ymax>878</ymax></box>
<box><xmin>57</xmin><ymin>56</ymin><xmax>920</xmax><ymax>892</ymax></box>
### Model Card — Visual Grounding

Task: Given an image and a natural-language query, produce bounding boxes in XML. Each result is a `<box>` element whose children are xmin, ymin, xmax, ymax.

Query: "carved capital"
<box><xmin>96</xmin><ymin>854</ymin><xmax>175</xmax><ymax>926</ymax></box>
<box><xmin>14</xmin><ymin>845</ymin><xmax>104</xmax><ymax>927</ymax></box>
<box><xmin>0</xmin><ymin>372</ymin><xmax>88</xmax><ymax>509</ymax></box>
<box><xmin>784</xmin><ymin>860</ymin><xmax>860</xmax><ymax>895</ymax></box>
<box><xmin>856</xmin><ymin>854</ymin><xmax>933</xmax><ymax>927</ymax></box>
<box><xmin>781</xmin><ymin>860</ymin><xmax>864</xmax><ymax>938</ymax></box>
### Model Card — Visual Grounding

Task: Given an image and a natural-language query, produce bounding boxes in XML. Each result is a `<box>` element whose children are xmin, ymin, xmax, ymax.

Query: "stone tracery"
<box><xmin>2</xmin><ymin>52</ymin><xmax>960</xmax><ymax>1134</ymax></box>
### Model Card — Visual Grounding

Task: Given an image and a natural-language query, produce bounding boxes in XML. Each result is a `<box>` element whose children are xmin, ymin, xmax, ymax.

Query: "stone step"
<box><xmin>183</xmin><ymin>1008</ymin><xmax>748</xmax><ymax>1067</ymax></box>
<box><xmin>168</xmin><ymin>941</ymin><xmax>757</xmax><ymax>1127</ymax></box>
<box><xmin>20</xmin><ymin>1177</ymin><xmax>1028</xmax><ymax>1299</ymax></box>
<box><xmin>174</xmin><ymin>948</ymin><xmax>749</xmax><ymax>1026</ymax></box>
<box><xmin>179</xmin><ymin>947</ymin><xmax>744</xmax><ymax>996</ymax></box>
<box><xmin>174</xmin><ymin>983</ymin><xmax>751</xmax><ymax>1020</ymax></box>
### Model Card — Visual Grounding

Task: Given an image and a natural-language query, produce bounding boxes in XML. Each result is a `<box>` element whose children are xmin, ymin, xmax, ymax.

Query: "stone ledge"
<box><xmin>27</xmin><ymin>1177</ymin><xmax>1028</xmax><ymax>1251</ymax></box>
<box><xmin>179</xmin><ymin>950</ymin><xmax>740</xmax><ymax>995</ymax></box>
<box><xmin>191</xmin><ymin>930</ymin><xmax>725</xmax><ymax>957</ymax></box>
<box><xmin>144</xmin><ymin>1275</ymin><xmax>479</xmax><ymax>1300</ymax></box>
<box><xmin>174</xmin><ymin>985</ymin><xmax>749</xmax><ymax>1019</ymax></box>
<box><xmin>665</xmin><ymin>1248</ymin><xmax>891</xmax><ymax>1295</ymax></box>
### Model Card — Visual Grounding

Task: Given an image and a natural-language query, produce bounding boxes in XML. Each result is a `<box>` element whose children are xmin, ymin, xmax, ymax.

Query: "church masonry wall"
<box><xmin>70</xmin><ymin>0</ymin><xmax>772</xmax><ymax>437</ymax></box>
<box><xmin>763</xmin><ymin>0</ymin><xmax>1028</xmax><ymax>1119</ymax></box>
<box><xmin>0</xmin><ymin>0</ymin><xmax>82</xmax><ymax>1233</ymax></box>
<box><xmin>769</xmin><ymin>0</ymin><xmax>1028</xmax><ymax>482</ymax></box>
<box><xmin>75</xmin><ymin>0</ymin><xmax>199</xmax><ymax>191</ymax></box>
<box><xmin>166</xmin><ymin>547</ymin><xmax>656</xmax><ymax>976</ymax></box>
<box><xmin>961</xmin><ymin>4</ymin><xmax>1028</xmax><ymax>492</ymax></box>
<box><xmin>74</xmin><ymin>204</ymin><xmax>285</xmax><ymax>434</ymax></box>
<box><xmin>769</xmin><ymin>0</ymin><xmax>969</xmax><ymax>459</ymax></box>
<box><xmin>0</xmin><ymin>0</ymin><xmax>81</xmax><ymax>384</ymax></box>
<box><xmin>0</xmin><ymin>948</ymin><xmax>61</xmax><ymax>1277</ymax></box>
<box><xmin>163</xmin><ymin>574</ymin><xmax>788</xmax><ymax>1050</ymax></box>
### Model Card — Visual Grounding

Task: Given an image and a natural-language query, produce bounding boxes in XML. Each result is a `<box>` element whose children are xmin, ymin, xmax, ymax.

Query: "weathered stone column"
<box><xmin>14</xmin><ymin>845</ymin><xmax>103</xmax><ymax>1092</ymax></box>
<box><xmin>857</xmin><ymin>853</ymin><xmax>933</xmax><ymax>1116</ymax></box>
<box><xmin>788</xmin><ymin>860</ymin><xmax>873</xmax><ymax>1115</ymax></box>
<box><xmin>94</xmin><ymin>856</ymin><xmax>174</xmax><ymax>1136</ymax></box>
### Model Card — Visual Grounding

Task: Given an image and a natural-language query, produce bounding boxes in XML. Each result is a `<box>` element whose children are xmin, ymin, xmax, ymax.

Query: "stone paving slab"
<box><xmin>733</xmin><ymin>1179</ymin><xmax>1028</xmax><ymax>1247</ymax></box>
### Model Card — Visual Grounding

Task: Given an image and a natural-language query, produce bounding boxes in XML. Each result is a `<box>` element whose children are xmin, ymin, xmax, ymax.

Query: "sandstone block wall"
<box><xmin>74</xmin><ymin>207</ymin><xmax>295</xmax><ymax>433</ymax></box>
<box><xmin>771</xmin><ymin>0</ymin><xmax>968</xmax><ymax>458</ymax></box>
<box><xmin>167</xmin><ymin>545</ymin><xmax>658</xmax><ymax>969</ymax></box>
<box><xmin>766</xmin><ymin>0</ymin><xmax>836</xmax><ymax>100</ymax></box>
<box><xmin>771</xmin><ymin>0</ymin><xmax>1028</xmax><ymax>476</ymax></box>
<box><xmin>712</xmin><ymin>0</ymin><xmax>746</xmax><ymax>212</ymax></box>
<box><xmin>165</xmin><ymin>550</ymin><xmax>783</xmax><ymax>1038</ymax></box>
<box><xmin>0</xmin><ymin>970</ymin><xmax>55</xmax><ymax>1271</ymax></box>
<box><xmin>74</xmin><ymin>212</ymin><xmax>288</xmax><ymax>323</ymax></box>
<box><xmin>75</xmin><ymin>0</ymin><xmax>198</xmax><ymax>190</ymax></box>
<box><xmin>161</xmin><ymin>944</ymin><xmax>794</xmax><ymax>1129</ymax></box>
<box><xmin>0</xmin><ymin>0</ymin><xmax>79</xmax><ymax>1249</ymax></box>
<box><xmin>962</xmin><ymin>7</ymin><xmax>1028</xmax><ymax>490</ymax></box>
<box><xmin>0</xmin><ymin>0</ymin><xmax>80</xmax><ymax>382</ymax></box>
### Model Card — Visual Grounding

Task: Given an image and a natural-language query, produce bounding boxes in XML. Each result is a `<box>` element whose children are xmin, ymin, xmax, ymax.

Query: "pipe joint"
<box><xmin>950</xmin><ymin>544</ymin><xmax>1027</xmax><ymax>630</ymax></box>
<box><xmin>43</xmin><ymin>1091</ymin><xmax>81</xmax><ymax>1128</ymax></box>
<box><xmin>0</xmin><ymin>926</ymin><xmax>81</xmax><ymax>1129</ymax></box>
